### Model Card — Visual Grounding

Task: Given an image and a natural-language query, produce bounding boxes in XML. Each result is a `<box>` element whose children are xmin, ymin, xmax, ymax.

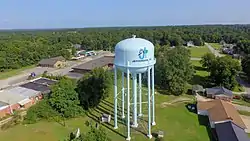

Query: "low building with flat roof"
<box><xmin>32</xmin><ymin>78</ymin><xmax>57</xmax><ymax>86</ymax></box>
<box><xmin>72</xmin><ymin>56</ymin><xmax>114</xmax><ymax>73</ymax></box>
<box><xmin>38</xmin><ymin>56</ymin><xmax>66</xmax><ymax>68</ymax></box>
<box><xmin>20</xmin><ymin>82</ymin><xmax>51</xmax><ymax>94</ymax></box>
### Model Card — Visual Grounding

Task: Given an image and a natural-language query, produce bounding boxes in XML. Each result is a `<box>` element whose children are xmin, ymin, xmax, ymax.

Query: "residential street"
<box><xmin>205</xmin><ymin>42</ymin><xmax>223</xmax><ymax>57</ymax></box>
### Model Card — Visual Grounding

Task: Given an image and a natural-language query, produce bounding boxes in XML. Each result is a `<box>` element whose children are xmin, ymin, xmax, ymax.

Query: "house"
<box><xmin>72</xmin><ymin>56</ymin><xmax>114</xmax><ymax>73</ymax></box>
<box><xmin>197</xmin><ymin>100</ymin><xmax>249</xmax><ymax>141</ymax></box>
<box><xmin>215</xmin><ymin>121</ymin><xmax>250</xmax><ymax>141</ymax></box>
<box><xmin>38</xmin><ymin>56</ymin><xmax>66</xmax><ymax>68</ymax></box>
<box><xmin>206</xmin><ymin>87</ymin><xmax>233</xmax><ymax>101</ymax></box>
<box><xmin>186</xmin><ymin>41</ymin><xmax>195</xmax><ymax>47</ymax></box>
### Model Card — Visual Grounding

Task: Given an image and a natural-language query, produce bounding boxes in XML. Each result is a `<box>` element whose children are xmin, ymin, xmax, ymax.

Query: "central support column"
<box><xmin>138</xmin><ymin>73</ymin><xmax>142</xmax><ymax>116</ymax></box>
<box><xmin>132</xmin><ymin>73</ymin><xmax>138</xmax><ymax>128</ymax></box>
<box><xmin>126</xmin><ymin>68</ymin><xmax>131</xmax><ymax>141</ymax></box>
<box><xmin>147</xmin><ymin>67</ymin><xmax>152</xmax><ymax>139</ymax></box>
<box><xmin>114</xmin><ymin>66</ymin><xmax>118</xmax><ymax>129</ymax></box>
<box><xmin>122</xmin><ymin>72</ymin><xmax>125</xmax><ymax>119</ymax></box>
<box><xmin>152</xmin><ymin>66</ymin><xmax>156</xmax><ymax>126</ymax></box>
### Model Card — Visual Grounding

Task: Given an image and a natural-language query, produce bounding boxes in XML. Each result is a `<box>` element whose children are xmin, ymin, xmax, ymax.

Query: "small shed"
<box><xmin>38</xmin><ymin>56</ymin><xmax>66</xmax><ymax>68</ymax></box>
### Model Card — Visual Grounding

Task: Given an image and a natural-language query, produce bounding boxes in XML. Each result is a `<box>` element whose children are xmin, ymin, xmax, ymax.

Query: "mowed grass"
<box><xmin>188</xmin><ymin>46</ymin><xmax>210</xmax><ymax>58</ymax></box>
<box><xmin>0</xmin><ymin>65</ymin><xmax>35</xmax><ymax>80</ymax></box>
<box><xmin>0</xmin><ymin>94</ymin><xmax>211</xmax><ymax>141</ymax></box>
<box><xmin>209</xmin><ymin>43</ymin><xmax>221</xmax><ymax>50</ymax></box>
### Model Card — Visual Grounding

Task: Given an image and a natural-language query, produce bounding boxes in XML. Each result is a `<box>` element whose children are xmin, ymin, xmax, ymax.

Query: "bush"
<box><xmin>24</xmin><ymin>100</ymin><xmax>60</xmax><ymax>124</ymax></box>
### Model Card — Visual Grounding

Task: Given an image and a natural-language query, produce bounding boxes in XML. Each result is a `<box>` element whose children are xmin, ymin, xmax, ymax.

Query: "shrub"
<box><xmin>24</xmin><ymin>100</ymin><xmax>60</xmax><ymax>124</ymax></box>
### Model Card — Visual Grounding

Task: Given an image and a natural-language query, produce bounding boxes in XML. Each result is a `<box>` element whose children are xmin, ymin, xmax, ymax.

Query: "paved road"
<box><xmin>205</xmin><ymin>43</ymin><xmax>223</xmax><ymax>57</ymax></box>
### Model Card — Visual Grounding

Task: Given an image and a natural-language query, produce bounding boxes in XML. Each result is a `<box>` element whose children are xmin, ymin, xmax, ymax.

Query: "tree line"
<box><xmin>1</xmin><ymin>25</ymin><xmax>250</xmax><ymax>72</ymax></box>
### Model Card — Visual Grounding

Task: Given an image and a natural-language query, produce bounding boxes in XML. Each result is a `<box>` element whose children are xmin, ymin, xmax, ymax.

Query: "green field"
<box><xmin>188</xmin><ymin>46</ymin><xmax>210</xmax><ymax>58</ymax></box>
<box><xmin>0</xmin><ymin>94</ymin><xmax>211</xmax><ymax>141</ymax></box>
<box><xmin>209</xmin><ymin>43</ymin><xmax>221</xmax><ymax>50</ymax></box>
<box><xmin>0</xmin><ymin>65</ymin><xmax>35</xmax><ymax>80</ymax></box>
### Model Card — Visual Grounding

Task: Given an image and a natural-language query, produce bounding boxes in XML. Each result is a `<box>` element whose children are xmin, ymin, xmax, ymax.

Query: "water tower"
<box><xmin>113</xmin><ymin>35</ymin><xmax>156</xmax><ymax>140</ymax></box>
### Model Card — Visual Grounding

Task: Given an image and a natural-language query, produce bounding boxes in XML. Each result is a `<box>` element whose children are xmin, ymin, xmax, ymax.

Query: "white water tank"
<box><xmin>114</xmin><ymin>35</ymin><xmax>156</xmax><ymax>73</ymax></box>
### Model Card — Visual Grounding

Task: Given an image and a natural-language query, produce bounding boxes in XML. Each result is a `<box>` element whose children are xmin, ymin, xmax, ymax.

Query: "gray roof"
<box><xmin>20</xmin><ymin>82</ymin><xmax>51</xmax><ymax>94</ymax></box>
<box><xmin>215</xmin><ymin>121</ymin><xmax>250</xmax><ymax>141</ymax></box>
<box><xmin>38</xmin><ymin>56</ymin><xmax>65</xmax><ymax>66</ymax></box>
<box><xmin>206</xmin><ymin>87</ymin><xmax>233</xmax><ymax>97</ymax></box>
<box><xmin>32</xmin><ymin>78</ymin><xmax>57</xmax><ymax>86</ymax></box>
<box><xmin>72</xmin><ymin>56</ymin><xmax>114</xmax><ymax>71</ymax></box>
<box><xmin>0</xmin><ymin>90</ymin><xmax>26</xmax><ymax>105</ymax></box>
<box><xmin>7</xmin><ymin>87</ymin><xmax>40</xmax><ymax>98</ymax></box>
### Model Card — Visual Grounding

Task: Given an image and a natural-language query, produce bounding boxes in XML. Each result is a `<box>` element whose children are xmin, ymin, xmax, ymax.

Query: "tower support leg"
<box><xmin>132</xmin><ymin>73</ymin><xmax>138</xmax><ymax>128</ymax></box>
<box><xmin>138</xmin><ymin>73</ymin><xmax>142</xmax><ymax>117</ymax></box>
<box><xmin>126</xmin><ymin>68</ymin><xmax>131</xmax><ymax>141</ymax></box>
<box><xmin>152</xmin><ymin>66</ymin><xmax>156</xmax><ymax>126</ymax></box>
<box><xmin>122</xmin><ymin>72</ymin><xmax>125</xmax><ymax>119</ymax></box>
<box><xmin>147</xmin><ymin>67</ymin><xmax>152</xmax><ymax>139</ymax></box>
<box><xmin>114</xmin><ymin>66</ymin><xmax>118</xmax><ymax>129</ymax></box>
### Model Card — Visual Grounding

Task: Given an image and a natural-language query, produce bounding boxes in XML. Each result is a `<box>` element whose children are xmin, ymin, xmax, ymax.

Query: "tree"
<box><xmin>77</xmin><ymin>68</ymin><xmax>112</xmax><ymax>110</ymax></box>
<box><xmin>83</xmin><ymin>126</ymin><xmax>111</xmax><ymax>141</ymax></box>
<box><xmin>200</xmin><ymin>53</ymin><xmax>216</xmax><ymax>71</ymax></box>
<box><xmin>155</xmin><ymin>47</ymin><xmax>194</xmax><ymax>95</ymax></box>
<box><xmin>241</xmin><ymin>55</ymin><xmax>250</xmax><ymax>80</ymax></box>
<box><xmin>49</xmin><ymin>78</ymin><xmax>84</xmax><ymax>118</ymax></box>
<box><xmin>209</xmin><ymin>56</ymin><xmax>241</xmax><ymax>89</ymax></box>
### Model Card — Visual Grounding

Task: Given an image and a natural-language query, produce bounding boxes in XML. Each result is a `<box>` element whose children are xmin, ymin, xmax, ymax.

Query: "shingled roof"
<box><xmin>198</xmin><ymin>100</ymin><xmax>246</xmax><ymax>129</ymax></box>
<box><xmin>206</xmin><ymin>87</ymin><xmax>233</xmax><ymax>97</ymax></box>
<box><xmin>38</xmin><ymin>56</ymin><xmax>65</xmax><ymax>66</ymax></box>
<box><xmin>72</xmin><ymin>56</ymin><xmax>114</xmax><ymax>71</ymax></box>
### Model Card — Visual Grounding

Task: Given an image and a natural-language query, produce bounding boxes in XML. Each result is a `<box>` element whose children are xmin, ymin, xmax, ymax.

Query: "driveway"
<box><xmin>233</xmin><ymin>104</ymin><xmax>250</xmax><ymax>112</ymax></box>
<box><xmin>240</xmin><ymin>115</ymin><xmax>250</xmax><ymax>133</ymax></box>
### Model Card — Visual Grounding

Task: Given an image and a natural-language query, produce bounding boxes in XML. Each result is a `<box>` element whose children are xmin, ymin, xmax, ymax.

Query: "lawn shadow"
<box><xmin>193</xmin><ymin>66</ymin><xmax>207</xmax><ymax>71</ymax></box>
<box><xmin>86</xmin><ymin>109</ymin><xmax>127</xmax><ymax>138</ymax></box>
<box><xmin>198</xmin><ymin>115</ymin><xmax>217</xmax><ymax>141</ymax></box>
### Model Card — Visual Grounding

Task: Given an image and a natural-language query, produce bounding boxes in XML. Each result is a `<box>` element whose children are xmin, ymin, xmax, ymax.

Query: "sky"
<box><xmin>0</xmin><ymin>0</ymin><xmax>249</xmax><ymax>29</ymax></box>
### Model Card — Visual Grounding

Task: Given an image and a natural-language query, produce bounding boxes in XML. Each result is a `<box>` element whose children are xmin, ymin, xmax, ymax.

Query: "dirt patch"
<box><xmin>160</xmin><ymin>97</ymin><xmax>193</xmax><ymax>108</ymax></box>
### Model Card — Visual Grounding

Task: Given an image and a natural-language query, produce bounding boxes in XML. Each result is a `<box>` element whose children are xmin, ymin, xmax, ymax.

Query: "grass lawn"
<box><xmin>0</xmin><ymin>65</ymin><xmax>35</xmax><ymax>80</ymax></box>
<box><xmin>209</xmin><ymin>43</ymin><xmax>221</xmax><ymax>50</ymax></box>
<box><xmin>188</xmin><ymin>46</ymin><xmax>210</xmax><ymax>58</ymax></box>
<box><xmin>190</xmin><ymin>60</ymin><xmax>209</xmax><ymax>86</ymax></box>
<box><xmin>232</xmin><ymin>85</ymin><xmax>245</xmax><ymax>92</ymax></box>
<box><xmin>238</xmin><ymin>110</ymin><xmax>250</xmax><ymax>116</ymax></box>
<box><xmin>0</xmin><ymin>94</ymin><xmax>211</xmax><ymax>141</ymax></box>
<box><xmin>233</xmin><ymin>99</ymin><xmax>250</xmax><ymax>107</ymax></box>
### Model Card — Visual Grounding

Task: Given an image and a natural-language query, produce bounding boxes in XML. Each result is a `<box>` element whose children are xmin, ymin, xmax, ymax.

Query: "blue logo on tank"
<box><xmin>138</xmin><ymin>47</ymin><xmax>148</xmax><ymax>59</ymax></box>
